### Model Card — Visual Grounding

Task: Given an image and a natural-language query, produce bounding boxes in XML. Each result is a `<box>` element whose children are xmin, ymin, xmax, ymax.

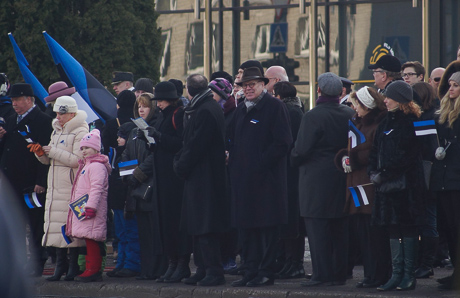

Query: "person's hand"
<box><xmin>146</xmin><ymin>126</ymin><xmax>161</xmax><ymax>140</ymax></box>
<box><xmin>136</xmin><ymin>129</ymin><xmax>146</xmax><ymax>140</ymax></box>
<box><xmin>370</xmin><ymin>172</ymin><xmax>382</xmax><ymax>185</ymax></box>
<box><xmin>27</xmin><ymin>143</ymin><xmax>45</xmax><ymax>157</ymax></box>
<box><xmin>435</xmin><ymin>147</ymin><xmax>446</xmax><ymax>160</ymax></box>
<box><xmin>342</xmin><ymin>156</ymin><xmax>352</xmax><ymax>173</ymax></box>
<box><xmin>84</xmin><ymin>207</ymin><xmax>96</xmax><ymax>219</ymax></box>
<box><xmin>34</xmin><ymin>185</ymin><xmax>46</xmax><ymax>195</ymax></box>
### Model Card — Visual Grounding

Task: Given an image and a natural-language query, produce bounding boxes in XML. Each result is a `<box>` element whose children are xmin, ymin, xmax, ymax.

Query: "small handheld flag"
<box><xmin>24</xmin><ymin>192</ymin><xmax>42</xmax><ymax>209</ymax></box>
<box><xmin>348</xmin><ymin>120</ymin><xmax>366</xmax><ymax>148</ymax></box>
<box><xmin>348</xmin><ymin>185</ymin><xmax>370</xmax><ymax>207</ymax></box>
<box><xmin>413</xmin><ymin>120</ymin><xmax>437</xmax><ymax>136</ymax></box>
<box><xmin>118</xmin><ymin>160</ymin><xmax>138</xmax><ymax>176</ymax></box>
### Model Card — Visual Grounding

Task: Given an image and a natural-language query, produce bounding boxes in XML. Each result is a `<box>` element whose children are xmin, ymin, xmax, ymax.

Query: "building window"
<box><xmin>253</xmin><ymin>24</ymin><xmax>272</xmax><ymax>60</ymax></box>
<box><xmin>185</xmin><ymin>22</ymin><xmax>219</xmax><ymax>73</ymax></box>
<box><xmin>160</xmin><ymin>29</ymin><xmax>172</xmax><ymax>79</ymax></box>
<box><xmin>155</xmin><ymin>0</ymin><xmax>176</xmax><ymax>11</ymax></box>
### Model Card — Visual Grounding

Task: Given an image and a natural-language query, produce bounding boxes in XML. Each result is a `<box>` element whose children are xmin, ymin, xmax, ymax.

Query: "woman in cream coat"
<box><xmin>36</xmin><ymin>96</ymin><xmax>88</xmax><ymax>281</ymax></box>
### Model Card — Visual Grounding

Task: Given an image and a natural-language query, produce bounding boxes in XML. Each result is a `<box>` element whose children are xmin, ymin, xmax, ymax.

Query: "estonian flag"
<box><xmin>61</xmin><ymin>224</ymin><xmax>72</xmax><ymax>244</ymax></box>
<box><xmin>8</xmin><ymin>33</ymin><xmax>47</xmax><ymax>105</ymax></box>
<box><xmin>348</xmin><ymin>185</ymin><xmax>369</xmax><ymax>208</ymax></box>
<box><xmin>118</xmin><ymin>160</ymin><xmax>138</xmax><ymax>176</ymax></box>
<box><xmin>348</xmin><ymin>120</ymin><xmax>366</xmax><ymax>148</ymax></box>
<box><xmin>24</xmin><ymin>192</ymin><xmax>42</xmax><ymax>209</ymax></box>
<box><xmin>413</xmin><ymin>120</ymin><xmax>437</xmax><ymax>136</ymax></box>
<box><xmin>43</xmin><ymin>32</ymin><xmax>117</xmax><ymax>124</ymax></box>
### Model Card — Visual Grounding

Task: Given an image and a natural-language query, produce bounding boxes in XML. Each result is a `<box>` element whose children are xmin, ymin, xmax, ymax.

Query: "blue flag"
<box><xmin>8</xmin><ymin>33</ymin><xmax>47</xmax><ymax>105</ymax></box>
<box><xmin>43</xmin><ymin>32</ymin><xmax>117</xmax><ymax>123</ymax></box>
<box><xmin>413</xmin><ymin>120</ymin><xmax>437</xmax><ymax>136</ymax></box>
<box><xmin>348</xmin><ymin>120</ymin><xmax>366</xmax><ymax>148</ymax></box>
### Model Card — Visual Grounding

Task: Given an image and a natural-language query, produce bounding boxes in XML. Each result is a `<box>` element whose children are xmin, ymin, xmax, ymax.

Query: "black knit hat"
<box><xmin>117</xmin><ymin>122</ymin><xmax>136</xmax><ymax>140</ymax></box>
<box><xmin>239</xmin><ymin>60</ymin><xmax>264</xmax><ymax>75</ymax></box>
<box><xmin>384</xmin><ymin>80</ymin><xmax>413</xmax><ymax>103</ymax></box>
<box><xmin>134</xmin><ymin>78</ymin><xmax>154</xmax><ymax>93</ymax></box>
<box><xmin>154</xmin><ymin>81</ymin><xmax>178</xmax><ymax>101</ymax></box>
<box><xmin>168</xmin><ymin>79</ymin><xmax>184</xmax><ymax>96</ymax></box>
<box><xmin>117</xmin><ymin>90</ymin><xmax>136</xmax><ymax>109</ymax></box>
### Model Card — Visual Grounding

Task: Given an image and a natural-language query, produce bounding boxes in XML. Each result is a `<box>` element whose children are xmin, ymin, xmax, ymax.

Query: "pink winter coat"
<box><xmin>66</xmin><ymin>153</ymin><xmax>111</xmax><ymax>242</ymax></box>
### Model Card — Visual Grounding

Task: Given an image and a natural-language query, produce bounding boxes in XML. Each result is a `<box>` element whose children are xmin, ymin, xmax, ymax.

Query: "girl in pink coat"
<box><xmin>66</xmin><ymin>129</ymin><xmax>111</xmax><ymax>282</ymax></box>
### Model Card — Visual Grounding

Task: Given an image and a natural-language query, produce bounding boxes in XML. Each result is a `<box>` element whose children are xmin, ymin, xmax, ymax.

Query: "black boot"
<box><xmin>415</xmin><ymin>236</ymin><xmax>438</xmax><ymax>278</ymax></box>
<box><xmin>397</xmin><ymin>238</ymin><xmax>417</xmax><ymax>290</ymax></box>
<box><xmin>278</xmin><ymin>261</ymin><xmax>305</xmax><ymax>279</ymax></box>
<box><xmin>156</xmin><ymin>257</ymin><xmax>178</xmax><ymax>282</ymax></box>
<box><xmin>164</xmin><ymin>254</ymin><xmax>191</xmax><ymax>283</ymax></box>
<box><xmin>377</xmin><ymin>239</ymin><xmax>404</xmax><ymax>291</ymax></box>
<box><xmin>64</xmin><ymin>248</ymin><xmax>81</xmax><ymax>281</ymax></box>
<box><xmin>46</xmin><ymin>248</ymin><xmax>68</xmax><ymax>281</ymax></box>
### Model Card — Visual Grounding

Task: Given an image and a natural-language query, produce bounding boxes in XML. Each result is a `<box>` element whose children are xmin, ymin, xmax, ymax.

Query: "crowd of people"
<box><xmin>1</xmin><ymin>48</ymin><xmax>460</xmax><ymax>292</ymax></box>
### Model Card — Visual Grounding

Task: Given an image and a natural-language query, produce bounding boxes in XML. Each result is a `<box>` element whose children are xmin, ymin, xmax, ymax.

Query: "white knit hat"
<box><xmin>53</xmin><ymin>96</ymin><xmax>78</xmax><ymax>114</ymax></box>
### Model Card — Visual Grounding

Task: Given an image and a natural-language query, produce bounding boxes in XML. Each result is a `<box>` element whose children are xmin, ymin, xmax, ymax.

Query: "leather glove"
<box><xmin>136</xmin><ymin>129</ymin><xmax>146</xmax><ymax>140</ymax></box>
<box><xmin>84</xmin><ymin>207</ymin><xmax>96</xmax><ymax>219</ymax></box>
<box><xmin>124</xmin><ymin>210</ymin><xmax>134</xmax><ymax>220</ymax></box>
<box><xmin>27</xmin><ymin>143</ymin><xmax>45</xmax><ymax>157</ymax></box>
<box><xmin>146</xmin><ymin>126</ymin><xmax>161</xmax><ymax>141</ymax></box>
<box><xmin>342</xmin><ymin>156</ymin><xmax>352</xmax><ymax>173</ymax></box>
<box><xmin>435</xmin><ymin>147</ymin><xmax>446</xmax><ymax>160</ymax></box>
<box><xmin>128</xmin><ymin>175</ymin><xmax>140</xmax><ymax>188</ymax></box>
<box><xmin>369</xmin><ymin>172</ymin><xmax>382</xmax><ymax>185</ymax></box>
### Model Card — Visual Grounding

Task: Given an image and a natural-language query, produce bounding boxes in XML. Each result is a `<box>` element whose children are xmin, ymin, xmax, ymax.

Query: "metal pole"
<box><xmin>204</xmin><ymin>0</ymin><xmax>212</xmax><ymax>79</ymax></box>
<box><xmin>422</xmin><ymin>0</ymin><xmax>429</xmax><ymax>78</ymax></box>
<box><xmin>309</xmin><ymin>0</ymin><xmax>317</xmax><ymax>110</ymax></box>
<box><xmin>232</xmin><ymin>0</ymin><xmax>241</xmax><ymax>76</ymax></box>
<box><xmin>219</xmin><ymin>0</ymin><xmax>224</xmax><ymax>71</ymax></box>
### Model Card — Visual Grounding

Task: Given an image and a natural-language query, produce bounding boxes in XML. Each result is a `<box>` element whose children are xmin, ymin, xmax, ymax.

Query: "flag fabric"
<box><xmin>348</xmin><ymin>120</ymin><xmax>366</xmax><ymax>148</ymax></box>
<box><xmin>61</xmin><ymin>224</ymin><xmax>72</xmax><ymax>244</ymax></box>
<box><xmin>348</xmin><ymin>185</ymin><xmax>369</xmax><ymax>208</ymax></box>
<box><xmin>24</xmin><ymin>192</ymin><xmax>42</xmax><ymax>209</ymax></box>
<box><xmin>413</xmin><ymin>120</ymin><xmax>437</xmax><ymax>136</ymax></box>
<box><xmin>118</xmin><ymin>160</ymin><xmax>138</xmax><ymax>176</ymax></box>
<box><xmin>8</xmin><ymin>33</ymin><xmax>47</xmax><ymax>105</ymax></box>
<box><xmin>43</xmin><ymin>31</ymin><xmax>117</xmax><ymax>123</ymax></box>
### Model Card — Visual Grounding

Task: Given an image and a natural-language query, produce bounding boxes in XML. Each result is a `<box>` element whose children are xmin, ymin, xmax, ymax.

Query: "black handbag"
<box><xmin>378</xmin><ymin>174</ymin><xmax>407</xmax><ymax>193</ymax></box>
<box><xmin>130</xmin><ymin>178</ymin><xmax>154</xmax><ymax>201</ymax></box>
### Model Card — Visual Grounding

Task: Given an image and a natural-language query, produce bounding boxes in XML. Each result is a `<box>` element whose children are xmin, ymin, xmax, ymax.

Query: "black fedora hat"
<box><xmin>153</xmin><ymin>81</ymin><xmax>178</xmax><ymax>101</ymax></box>
<box><xmin>8</xmin><ymin>83</ymin><xmax>34</xmax><ymax>97</ymax></box>
<box><xmin>236</xmin><ymin>67</ymin><xmax>269</xmax><ymax>86</ymax></box>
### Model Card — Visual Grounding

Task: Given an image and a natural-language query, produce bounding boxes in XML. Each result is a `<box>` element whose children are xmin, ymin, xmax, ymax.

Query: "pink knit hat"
<box><xmin>80</xmin><ymin>129</ymin><xmax>101</xmax><ymax>152</ymax></box>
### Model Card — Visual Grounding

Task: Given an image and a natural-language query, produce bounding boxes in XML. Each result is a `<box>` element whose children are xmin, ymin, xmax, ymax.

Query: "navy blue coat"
<box><xmin>228</xmin><ymin>92</ymin><xmax>292</xmax><ymax>229</ymax></box>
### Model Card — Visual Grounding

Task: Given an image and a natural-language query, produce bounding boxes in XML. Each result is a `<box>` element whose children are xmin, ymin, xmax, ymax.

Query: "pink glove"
<box><xmin>84</xmin><ymin>207</ymin><xmax>97</xmax><ymax>219</ymax></box>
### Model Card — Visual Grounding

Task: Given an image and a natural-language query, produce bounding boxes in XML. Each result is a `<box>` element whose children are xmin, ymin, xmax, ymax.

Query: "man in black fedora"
<box><xmin>0</xmin><ymin>83</ymin><xmax>53</xmax><ymax>276</ymax></box>
<box><xmin>228</xmin><ymin>67</ymin><xmax>292</xmax><ymax>287</ymax></box>
<box><xmin>368</xmin><ymin>55</ymin><xmax>402</xmax><ymax>94</ymax></box>
<box><xmin>112</xmin><ymin>71</ymin><xmax>134</xmax><ymax>95</ymax></box>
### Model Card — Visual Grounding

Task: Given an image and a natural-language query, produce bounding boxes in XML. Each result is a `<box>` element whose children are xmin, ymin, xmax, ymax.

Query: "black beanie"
<box><xmin>239</xmin><ymin>60</ymin><xmax>264</xmax><ymax>75</ymax></box>
<box><xmin>117</xmin><ymin>90</ymin><xmax>136</xmax><ymax>109</ymax></box>
<box><xmin>168</xmin><ymin>79</ymin><xmax>184</xmax><ymax>96</ymax></box>
<box><xmin>384</xmin><ymin>81</ymin><xmax>413</xmax><ymax>103</ymax></box>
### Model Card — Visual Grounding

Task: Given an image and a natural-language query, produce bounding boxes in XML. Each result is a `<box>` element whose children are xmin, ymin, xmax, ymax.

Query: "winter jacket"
<box><xmin>38</xmin><ymin>111</ymin><xmax>88</xmax><ymax>247</ymax></box>
<box><xmin>334</xmin><ymin>109</ymin><xmax>386</xmax><ymax>215</ymax></box>
<box><xmin>368</xmin><ymin>110</ymin><xmax>426</xmax><ymax>226</ymax></box>
<box><xmin>66</xmin><ymin>154</ymin><xmax>111</xmax><ymax>242</ymax></box>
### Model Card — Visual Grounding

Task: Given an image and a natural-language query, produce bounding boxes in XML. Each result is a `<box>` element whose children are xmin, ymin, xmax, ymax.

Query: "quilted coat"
<box><xmin>66</xmin><ymin>153</ymin><xmax>111</xmax><ymax>242</ymax></box>
<box><xmin>38</xmin><ymin>111</ymin><xmax>88</xmax><ymax>247</ymax></box>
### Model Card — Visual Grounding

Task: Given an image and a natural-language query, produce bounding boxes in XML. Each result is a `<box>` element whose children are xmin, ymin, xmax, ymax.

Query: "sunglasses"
<box><xmin>433</xmin><ymin>77</ymin><xmax>441</xmax><ymax>82</ymax></box>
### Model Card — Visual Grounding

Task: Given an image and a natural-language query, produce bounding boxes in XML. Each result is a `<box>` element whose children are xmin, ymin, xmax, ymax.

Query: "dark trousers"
<box><xmin>193</xmin><ymin>233</ymin><xmax>224</xmax><ymax>276</ymax></box>
<box><xmin>437</xmin><ymin>190</ymin><xmax>460</xmax><ymax>265</ymax></box>
<box><xmin>305</xmin><ymin>217</ymin><xmax>348</xmax><ymax>283</ymax></box>
<box><xmin>136</xmin><ymin>210</ymin><xmax>167</xmax><ymax>278</ymax></box>
<box><xmin>20</xmin><ymin>204</ymin><xmax>47</xmax><ymax>273</ymax></box>
<box><xmin>241</xmin><ymin>226</ymin><xmax>279</xmax><ymax>278</ymax></box>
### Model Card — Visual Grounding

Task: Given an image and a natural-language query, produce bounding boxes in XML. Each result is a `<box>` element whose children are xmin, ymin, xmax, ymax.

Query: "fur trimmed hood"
<box><xmin>439</xmin><ymin>60</ymin><xmax>460</xmax><ymax>99</ymax></box>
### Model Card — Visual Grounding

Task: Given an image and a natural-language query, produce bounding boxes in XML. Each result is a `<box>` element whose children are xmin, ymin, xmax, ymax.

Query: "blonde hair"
<box><xmin>437</xmin><ymin>93</ymin><xmax>460</xmax><ymax>128</ymax></box>
<box><xmin>399</xmin><ymin>101</ymin><xmax>422</xmax><ymax>118</ymax></box>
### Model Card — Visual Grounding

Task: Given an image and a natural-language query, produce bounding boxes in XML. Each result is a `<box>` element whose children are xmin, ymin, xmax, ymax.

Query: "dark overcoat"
<box><xmin>291</xmin><ymin>101</ymin><xmax>355</xmax><ymax>218</ymax></box>
<box><xmin>0</xmin><ymin>106</ymin><xmax>52</xmax><ymax>200</ymax></box>
<box><xmin>173</xmin><ymin>90</ymin><xmax>229</xmax><ymax>236</ymax></box>
<box><xmin>153</xmin><ymin>103</ymin><xmax>189</xmax><ymax>254</ymax></box>
<box><xmin>228</xmin><ymin>92</ymin><xmax>292</xmax><ymax>229</ymax></box>
<box><xmin>334</xmin><ymin>109</ymin><xmax>386</xmax><ymax>215</ymax></box>
<box><xmin>368</xmin><ymin>110</ymin><xmax>426</xmax><ymax>226</ymax></box>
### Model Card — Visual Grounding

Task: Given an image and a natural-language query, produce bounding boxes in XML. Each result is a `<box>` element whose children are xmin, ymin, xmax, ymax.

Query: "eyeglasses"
<box><xmin>371</xmin><ymin>70</ymin><xmax>385</xmax><ymax>74</ymax></box>
<box><xmin>433</xmin><ymin>77</ymin><xmax>441</xmax><ymax>82</ymax></box>
<box><xmin>402</xmin><ymin>72</ymin><xmax>418</xmax><ymax>78</ymax></box>
<box><xmin>242</xmin><ymin>81</ymin><xmax>260</xmax><ymax>89</ymax></box>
